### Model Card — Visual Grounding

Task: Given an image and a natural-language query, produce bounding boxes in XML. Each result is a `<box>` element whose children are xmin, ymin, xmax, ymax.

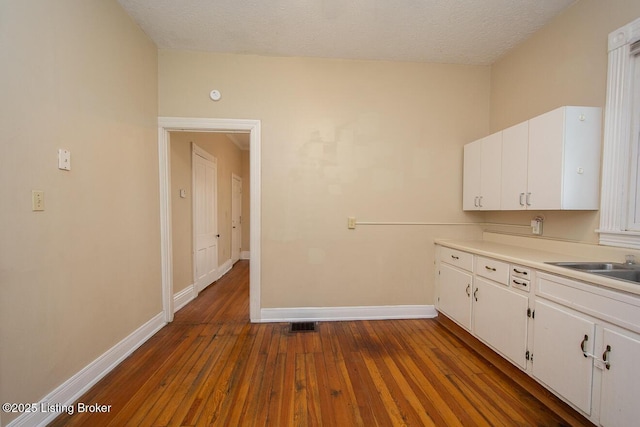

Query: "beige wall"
<box><xmin>0</xmin><ymin>0</ymin><xmax>159</xmax><ymax>424</ymax></box>
<box><xmin>170</xmin><ymin>132</ymin><xmax>246</xmax><ymax>293</ymax></box>
<box><xmin>488</xmin><ymin>0</ymin><xmax>640</xmax><ymax>243</ymax></box>
<box><xmin>159</xmin><ymin>51</ymin><xmax>489</xmax><ymax>308</ymax></box>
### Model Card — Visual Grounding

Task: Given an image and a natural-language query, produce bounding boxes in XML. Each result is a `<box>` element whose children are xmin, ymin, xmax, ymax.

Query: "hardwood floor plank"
<box><xmin>50</xmin><ymin>260</ymin><xmax>592</xmax><ymax>427</ymax></box>
<box><xmin>319</xmin><ymin>324</ymin><xmax>365</xmax><ymax>426</ymax></box>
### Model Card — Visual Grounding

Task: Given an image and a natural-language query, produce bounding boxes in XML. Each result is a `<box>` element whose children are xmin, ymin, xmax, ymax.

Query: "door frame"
<box><xmin>158</xmin><ymin>117</ymin><xmax>261</xmax><ymax>323</ymax></box>
<box><xmin>192</xmin><ymin>143</ymin><xmax>219</xmax><ymax>294</ymax></box>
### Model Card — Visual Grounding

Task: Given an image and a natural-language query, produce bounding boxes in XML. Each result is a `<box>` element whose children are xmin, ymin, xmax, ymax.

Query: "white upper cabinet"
<box><xmin>501</xmin><ymin>121</ymin><xmax>529</xmax><ymax>210</ymax></box>
<box><xmin>469</xmin><ymin>106</ymin><xmax>602</xmax><ymax>211</ymax></box>
<box><xmin>463</xmin><ymin>132</ymin><xmax>502</xmax><ymax>211</ymax></box>
<box><xmin>527</xmin><ymin>106</ymin><xmax>601</xmax><ymax>210</ymax></box>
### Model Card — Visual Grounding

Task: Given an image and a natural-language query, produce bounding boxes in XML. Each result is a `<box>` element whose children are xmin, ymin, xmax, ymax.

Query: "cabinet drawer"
<box><xmin>510</xmin><ymin>265</ymin><xmax>531</xmax><ymax>292</ymax></box>
<box><xmin>440</xmin><ymin>247</ymin><xmax>473</xmax><ymax>271</ymax></box>
<box><xmin>475</xmin><ymin>256</ymin><xmax>510</xmax><ymax>285</ymax></box>
<box><xmin>511</xmin><ymin>265</ymin><xmax>531</xmax><ymax>280</ymax></box>
<box><xmin>510</xmin><ymin>277</ymin><xmax>531</xmax><ymax>292</ymax></box>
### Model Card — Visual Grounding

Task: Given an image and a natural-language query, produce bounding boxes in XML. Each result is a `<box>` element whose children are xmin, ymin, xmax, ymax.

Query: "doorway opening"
<box><xmin>158</xmin><ymin>117</ymin><xmax>261</xmax><ymax>323</ymax></box>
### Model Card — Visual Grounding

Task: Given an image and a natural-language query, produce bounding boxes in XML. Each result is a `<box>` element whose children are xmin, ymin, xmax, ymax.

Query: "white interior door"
<box><xmin>193</xmin><ymin>144</ymin><xmax>218</xmax><ymax>293</ymax></box>
<box><xmin>231</xmin><ymin>174</ymin><xmax>242</xmax><ymax>264</ymax></box>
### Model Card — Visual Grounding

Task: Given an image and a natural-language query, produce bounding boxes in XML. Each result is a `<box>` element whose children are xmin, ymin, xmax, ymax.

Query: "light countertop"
<box><xmin>435</xmin><ymin>238</ymin><xmax>640</xmax><ymax>297</ymax></box>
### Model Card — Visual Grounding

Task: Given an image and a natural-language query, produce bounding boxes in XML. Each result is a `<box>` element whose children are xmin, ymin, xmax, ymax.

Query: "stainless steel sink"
<box><xmin>546</xmin><ymin>261</ymin><xmax>640</xmax><ymax>284</ymax></box>
<box><xmin>548</xmin><ymin>262</ymin><xmax>631</xmax><ymax>271</ymax></box>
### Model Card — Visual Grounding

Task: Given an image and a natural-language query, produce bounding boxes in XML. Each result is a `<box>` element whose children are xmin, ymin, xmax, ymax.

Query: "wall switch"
<box><xmin>32</xmin><ymin>190</ymin><xmax>44</xmax><ymax>211</ymax></box>
<box><xmin>347</xmin><ymin>217</ymin><xmax>356</xmax><ymax>229</ymax></box>
<box><xmin>58</xmin><ymin>149</ymin><xmax>71</xmax><ymax>171</ymax></box>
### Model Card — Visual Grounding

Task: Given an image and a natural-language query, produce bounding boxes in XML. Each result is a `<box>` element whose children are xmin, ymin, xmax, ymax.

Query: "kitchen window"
<box><xmin>598</xmin><ymin>17</ymin><xmax>640</xmax><ymax>249</ymax></box>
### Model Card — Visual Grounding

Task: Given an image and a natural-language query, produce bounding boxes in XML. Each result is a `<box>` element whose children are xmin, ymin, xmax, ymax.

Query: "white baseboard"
<box><xmin>259</xmin><ymin>305</ymin><xmax>437</xmax><ymax>323</ymax></box>
<box><xmin>7</xmin><ymin>312</ymin><xmax>166</xmax><ymax>427</ymax></box>
<box><xmin>240</xmin><ymin>251</ymin><xmax>250</xmax><ymax>260</ymax></box>
<box><xmin>217</xmin><ymin>259</ymin><xmax>233</xmax><ymax>279</ymax></box>
<box><xmin>173</xmin><ymin>284</ymin><xmax>195</xmax><ymax>312</ymax></box>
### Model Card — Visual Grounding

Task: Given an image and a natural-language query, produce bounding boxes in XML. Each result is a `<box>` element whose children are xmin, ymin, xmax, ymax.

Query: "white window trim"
<box><xmin>597</xmin><ymin>17</ymin><xmax>640</xmax><ymax>249</ymax></box>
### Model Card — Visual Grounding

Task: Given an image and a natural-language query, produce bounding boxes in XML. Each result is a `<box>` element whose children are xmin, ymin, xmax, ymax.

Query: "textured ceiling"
<box><xmin>118</xmin><ymin>0</ymin><xmax>576</xmax><ymax>65</ymax></box>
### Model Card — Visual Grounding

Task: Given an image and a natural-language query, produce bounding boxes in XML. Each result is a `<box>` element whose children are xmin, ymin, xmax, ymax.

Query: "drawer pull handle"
<box><xmin>512</xmin><ymin>279</ymin><xmax>527</xmax><ymax>287</ymax></box>
<box><xmin>451</xmin><ymin>255</ymin><xmax>460</xmax><ymax>260</ymax></box>
<box><xmin>485</xmin><ymin>266</ymin><xmax>497</xmax><ymax>272</ymax></box>
<box><xmin>513</xmin><ymin>268</ymin><xmax>528</xmax><ymax>275</ymax></box>
<box><xmin>466</xmin><ymin>284</ymin><xmax>471</xmax><ymax>296</ymax></box>
<box><xmin>581</xmin><ymin>335</ymin><xmax>589</xmax><ymax>357</ymax></box>
<box><xmin>473</xmin><ymin>288</ymin><xmax>478</xmax><ymax>302</ymax></box>
<box><xmin>602</xmin><ymin>345</ymin><xmax>612</xmax><ymax>370</ymax></box>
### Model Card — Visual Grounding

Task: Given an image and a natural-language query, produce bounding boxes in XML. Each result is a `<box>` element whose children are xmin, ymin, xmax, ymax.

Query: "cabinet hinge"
<box><xmin>527</xmin><ymin>308</ymin><xmax>535</xmax><ymax>318</ymax></box>
<box><xmin>525</xmin><ymin>350</ymin><xmax>533</xmax><ymax>362</ymax></box>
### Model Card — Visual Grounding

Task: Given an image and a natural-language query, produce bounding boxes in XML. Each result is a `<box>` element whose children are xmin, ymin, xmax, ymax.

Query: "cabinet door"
<box><xmin>438</xmin><ymin>263</ymin><xmax>473</xmax><ymax>331</ymax></box>
<box><xmin>473</xmin><ymin>277</ymin><xmax>528</xmax><ymax>369</ymax></box>
<box><xmin>480</xmin><ymin>132</ymin><xmax>502</xmax><ymax>210</ymax></box>
<box><xmin>599</xmin><ymin>328</ymin><xmax>640</xmax><ymax>427</ymax></box>
<box><xmin>532</xmin><ymin>300</ymin><xmax>595</xmax><ymax>415</ymax></box>
<box><xmin>560</xmin><ymin>106</ymin><xmax>602</xmax><ymax>210</ymax></box>
<box><xmin>463</xmin><ymin>139</ymin><xmax>482</xmax><ymax>210</ymax></box>
<box><xmin>501</xmin><ymin>121</ymin><xmax>529</xmax><ymax>210</ymax></box>
<box><xmin>528</xmin><ymin>108</ymin><xmax>565</xmax><ymax>209</ymax></box>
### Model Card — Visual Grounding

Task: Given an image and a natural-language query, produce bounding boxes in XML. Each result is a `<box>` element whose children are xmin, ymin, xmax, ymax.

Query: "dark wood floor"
<box><xmin>50</xmin><ymin>260</ymin><xmax>591</xmax><ymax>426</ymax></box>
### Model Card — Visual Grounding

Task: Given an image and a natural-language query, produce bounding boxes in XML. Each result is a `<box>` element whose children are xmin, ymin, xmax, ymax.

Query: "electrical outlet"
<box><xmin>32</xmin><ymin>190</ymin><xmax>44</xmax><ymax>211</ymax></box>
<box><xmin>347</xmin><ymin>217</ymin><xmax>356</xmax><ymax>229</ymax></box>
<box><xmin>531</xmin><ymin>216</ymin><xmax>543</xmax><ymax>235</ymax></box>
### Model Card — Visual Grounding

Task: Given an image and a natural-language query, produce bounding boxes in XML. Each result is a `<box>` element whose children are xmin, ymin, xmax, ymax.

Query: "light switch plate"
<box><xmin>58</xmin><ymin>149</ymin><xmax>71</xmax><ymax>171</ymax></box>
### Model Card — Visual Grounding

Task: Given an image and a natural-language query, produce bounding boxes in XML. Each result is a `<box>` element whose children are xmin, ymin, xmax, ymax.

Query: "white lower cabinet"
<box><xmin>533</xmin><ymin>272</ymin><xmax>640</xmax><ymax>426</ymax></box>
<box><xmin>531</xmin><ymin>299</ymin><xmax>595</xmax><ymax>415</ymax></box>
<box><xmin>436</xmin><ymin>247</ymin><xmax>529</xmax><ymax>369</ymax></box>
<box><xmin>599</xmin><ymin>327</ymin><xmax>640</xmax><ymax>427</ymax></box>
<box><xmin>438</xmin><ymin>262</ymin><xmax>473</xmax><ymax>331</ymax></box>
<box><xmin>436</xmin><ymin>244</ymin><xmax>640</xmax><ymax>427</ymax></box>
<box><xmin>473</xmin><ymin>277</ymin><xmax>529</xmax><ymax>369</ymax></box>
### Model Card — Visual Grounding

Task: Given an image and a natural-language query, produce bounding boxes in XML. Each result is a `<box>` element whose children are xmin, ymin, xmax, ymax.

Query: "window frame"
<box><xmin>598</xmin><ymin>17</ymin><xmax>640</xmax><ymax>248</ymax></box>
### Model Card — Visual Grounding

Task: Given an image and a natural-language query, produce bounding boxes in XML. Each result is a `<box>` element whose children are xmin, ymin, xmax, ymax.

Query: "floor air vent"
<box><xmin>290</xmin><ymin>322</ymin><xmax>317</xmax><ymax>333</ymax></box>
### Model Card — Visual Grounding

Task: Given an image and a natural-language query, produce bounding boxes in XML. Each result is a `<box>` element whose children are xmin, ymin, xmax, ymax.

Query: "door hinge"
<box><xmin>527</xmin><ymin>308</ymin><xmax>535</xmax><ymax>318</ymax></box>
<box><xmin>526</xmin><ymin>350</ymin><xmax>533</xmax><ymax>362</ymax></box>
